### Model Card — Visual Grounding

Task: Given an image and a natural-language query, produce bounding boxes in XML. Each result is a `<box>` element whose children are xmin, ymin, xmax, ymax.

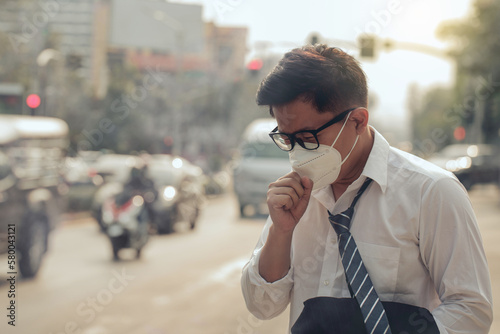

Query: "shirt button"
<box><xmin>323</xmin><ymin>280</ymin><xmax>329</xmax><ymax>286</ymax></box>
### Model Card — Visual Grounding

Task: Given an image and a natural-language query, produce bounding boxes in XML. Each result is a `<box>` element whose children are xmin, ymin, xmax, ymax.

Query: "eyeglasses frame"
<box><xmin>268</xmin><ymin>107</ymin><xmax>358</xmax><ymax>151</ymax></box>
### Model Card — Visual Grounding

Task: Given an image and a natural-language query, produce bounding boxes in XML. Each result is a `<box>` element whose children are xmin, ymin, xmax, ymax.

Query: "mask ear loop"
<box><xmin>340</xmin><ymin>135</ymin><xmax>359</xmax><ymax>164</ymax></box>
<box><xmin>330</xmin><ymin>111</ymin><xmax>353</xmax><ymax>148</ymax></box>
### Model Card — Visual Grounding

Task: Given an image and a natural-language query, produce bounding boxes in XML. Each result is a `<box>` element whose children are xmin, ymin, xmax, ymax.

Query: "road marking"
<box><xmin>152</xmin><ymin>295</ymin><xmax>173</xmax><ymax>306</ymax></box>
<box><xmin>82</xmin><ymin>325</ymin><xmax>108</xmax><ymax>334</ymax></box>
<box><xmin>150</xmin><ymin>256</ymin><xmax>249</xmax><ymax>306</ymax></box>
<box><xmin>209</xmin><ymin>257</ymin><xmax>248</xmax><ymax>283</ymax></box>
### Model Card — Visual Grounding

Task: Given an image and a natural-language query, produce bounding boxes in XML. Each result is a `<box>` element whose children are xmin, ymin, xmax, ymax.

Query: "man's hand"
<box><xmin>259</xmin><ymin>172</ymin><xmax>313</xmax><ymax>282</ymax></box>
<box><xmin>267</xmin><ymin>172</ymin><xmax>313</xmax><ymax>234</ymax></box>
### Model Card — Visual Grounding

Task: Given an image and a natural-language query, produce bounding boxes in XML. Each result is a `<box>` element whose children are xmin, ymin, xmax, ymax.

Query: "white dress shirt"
<box><xmin>241</xmin><ymin>127</ymin><xmax>493</xmax><ymax>333</ymax></box>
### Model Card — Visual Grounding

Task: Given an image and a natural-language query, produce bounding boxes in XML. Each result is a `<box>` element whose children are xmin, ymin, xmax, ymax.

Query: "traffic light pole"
<box><xmin>355</xmin><ymin>35</ymin><xmax>490</xmax><ymax>145</ymax></box>
<box><xmin>381</xmin><ymin>39</ymin><xmax>450</xmax><ymax>60</ymax></box>
<box><xmin>356</xmin><ymin>35</ymin><xmax>451</xmax><ymax>61</ymax></box>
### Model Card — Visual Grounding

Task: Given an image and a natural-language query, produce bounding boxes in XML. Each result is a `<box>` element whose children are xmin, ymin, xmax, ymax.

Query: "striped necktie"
<box><xmin>328</xmin><ymin>178</ymin><xmax>392</xmax><ymax>334</ymax></box>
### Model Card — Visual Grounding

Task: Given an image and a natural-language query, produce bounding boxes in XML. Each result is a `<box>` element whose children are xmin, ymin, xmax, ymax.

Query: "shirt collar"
<box><xmin>311</xmin><ymin>126</ymin><xmax>389</xmax><ymax>207</ymax></box>
<box><xmin>361</xmin><ymin>126</ymin><xmax>389</xmax><ymax>194</ymax></box>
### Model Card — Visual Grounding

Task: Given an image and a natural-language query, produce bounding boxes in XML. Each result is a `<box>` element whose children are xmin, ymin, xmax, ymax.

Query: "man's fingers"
<box><xmin>267</xmin><ymin>173</ymin><xmax>313</xmax><ymax>230</ymax></box>
<box><xmin>271</xmin><ymin>174</ymin><xmax>305</xmax><ymax>200</ymax></box>
<box><xmin>268</xmin><ymin>186</ymin><xmax>300</xmax><ymax>209</ymax></box>
<box><xmin>291</xmin><ymin>176</ymin><xmax>313</xmax><ymax>215</ymax></box>
<box><xmin>268</xmin><ymin>194</ymin><xmax>295</xmax><ymax>211</ymax></box>
<box><xmin>277</xmin><ymin>171</ymin><xmax>302</xmax><ymax>182</ymax></box>
<box><xmin>301</xmin><ymin>176</ymin><xmax>313</xmax><ymax>195</ymax></box>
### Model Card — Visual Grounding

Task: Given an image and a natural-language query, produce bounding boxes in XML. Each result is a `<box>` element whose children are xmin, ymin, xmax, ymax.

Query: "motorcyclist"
<box><xmin>117</xmin><ymin>164</ymin><xmax>157</xmax><ymax>223</ymax></box>
<box><xmin>126</xmin><ymin>165</ymin><xmax>154</xmax><ymax>193</ymax></box>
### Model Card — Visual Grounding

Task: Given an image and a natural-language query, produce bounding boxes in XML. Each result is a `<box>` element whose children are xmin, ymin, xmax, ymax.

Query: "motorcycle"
<box><xmin>101</xmin><ymin>191</ymin><xmax>150</xmax><ymax>260</ymax></box>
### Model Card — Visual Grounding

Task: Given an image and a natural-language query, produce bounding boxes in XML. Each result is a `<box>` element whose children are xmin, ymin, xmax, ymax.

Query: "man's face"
<box><xmin>272</xmin><ymin>98</ymin><xmax>356</xmax><ymax>157</ymax></box>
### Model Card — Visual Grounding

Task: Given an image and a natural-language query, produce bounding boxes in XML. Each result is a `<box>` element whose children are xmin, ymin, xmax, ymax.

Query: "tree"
<box><xmin>408</xmin><ymin>84</ymin><xmax>455</xmax><ymax>158</ymax></box>
<box><xmin>437</xmin><ymin>0</ymin><xmax>500</xmax><ymax>144</ymax></box>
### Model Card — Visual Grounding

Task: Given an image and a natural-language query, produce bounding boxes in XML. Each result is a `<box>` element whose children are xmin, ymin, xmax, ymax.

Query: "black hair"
<box><xmin>256</xmin><ymin>44</ymin><xmax>368</xmax><ymax>116</ymax></box>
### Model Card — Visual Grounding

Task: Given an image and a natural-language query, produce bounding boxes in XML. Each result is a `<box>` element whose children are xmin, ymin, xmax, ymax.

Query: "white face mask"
<box><xmin>288</xmin><ymin>112</ymin><xmax>359</xmax><ymax>190</ymax></box>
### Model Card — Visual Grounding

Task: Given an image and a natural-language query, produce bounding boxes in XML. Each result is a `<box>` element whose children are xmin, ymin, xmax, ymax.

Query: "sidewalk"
<box><xmin>468</xmin><ymin>184</ymin><xmax>500</xmax><ymax>333</ymax></box>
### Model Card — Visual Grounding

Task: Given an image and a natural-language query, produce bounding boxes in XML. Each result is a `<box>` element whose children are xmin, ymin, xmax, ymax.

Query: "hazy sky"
<box><xmin>174</xmin><ymin>0</ymin><xmax>474</xmax><ymax>141</ymax></box>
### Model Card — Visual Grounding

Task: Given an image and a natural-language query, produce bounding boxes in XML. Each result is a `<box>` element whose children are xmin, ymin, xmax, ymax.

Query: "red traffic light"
<box><xmin>26</xmin><ymin>94</ymin><xmax>41</xmax><ymax>109</ymax></box>
<box><xmin>454</xmin><ymin>126</ymin><xmax>466</xmax><ymax>141</ymax></box>
<box><xmin>247</xmin><ymin>59</ymin><xmax>263</xmax><ymax>71</ymax></box>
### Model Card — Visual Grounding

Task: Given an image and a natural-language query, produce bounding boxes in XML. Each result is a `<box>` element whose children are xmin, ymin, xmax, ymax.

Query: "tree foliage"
<box><xmin>437</xmin><ymin>0</ymin><xmax>500</xmax><ymax>143</ymax></box>
<box><xmin>407</xmin><ymin>84</ymin><xmax>455</xmax><ymax>157</ymax></box>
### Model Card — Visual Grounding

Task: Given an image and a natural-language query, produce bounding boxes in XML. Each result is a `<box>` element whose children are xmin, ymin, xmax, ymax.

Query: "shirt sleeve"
<box><xmin>419</xmin><ymin>177</ymin><xmax>493</xmax><ymax>334</ymax></box>
<box><xmin>241</xmin><ymin>216</ymin><xmax>294</xmax><ymax>320</ymax></box>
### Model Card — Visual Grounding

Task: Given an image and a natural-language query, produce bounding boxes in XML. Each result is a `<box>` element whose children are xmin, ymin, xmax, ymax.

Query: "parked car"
<box><xmin>232</xmin><ymin>118</ymin><xmax>291</xmax><ymax>217</ymax></box>
<box><xmin>64</xmin><ymin>150</ymin><xmax>104</xmax><ymax>185</ymax></box>
<box><xmin>427</xmin><ymin>143</ymin><xmax>500</xmax><ymax>190</ymax></box>
<box><xmin>0</xmin><ymin>115</ymin><xmax>69</xmax><ymax>278</ymax></box>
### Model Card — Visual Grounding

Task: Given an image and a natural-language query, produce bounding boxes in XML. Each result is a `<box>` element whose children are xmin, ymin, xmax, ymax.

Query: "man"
<box><xmin>119</xmin><ymin>164</ymin><xmax>157</xmax><ymax>221</ymax></box>
<box><xmin>241</xmin><ymin>45</ymin><xmax>492</xmax><ymax>333</ymax></box>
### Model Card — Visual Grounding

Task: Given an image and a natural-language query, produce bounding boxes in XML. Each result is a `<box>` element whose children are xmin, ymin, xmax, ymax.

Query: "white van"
<box><xmin>232</xmin><ymin>118</ymin><xmax>291</xmax><ymax>217</ymax></box>
<box><xmin>0</xmin><ymin>115</ymin><xmax>68</xmax><ymax>277</ymax></box>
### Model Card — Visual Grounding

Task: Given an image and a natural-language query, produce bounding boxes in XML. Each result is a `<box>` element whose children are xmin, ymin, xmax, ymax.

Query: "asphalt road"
<box><xmin>0</xmin><ymin>185</ymin><xmax>499</xmax><ymax>334</ymax></box>
<box><xmin>0</xmin><ymin>193</ymin><xmax>289</xmax><ymax>334</ymax></box>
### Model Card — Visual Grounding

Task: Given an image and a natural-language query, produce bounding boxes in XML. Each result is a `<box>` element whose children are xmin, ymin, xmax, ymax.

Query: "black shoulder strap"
<box><xmin>350</xmin><ymin>177</ymin><xmax>373</xmax><ymax>210</ymax></box>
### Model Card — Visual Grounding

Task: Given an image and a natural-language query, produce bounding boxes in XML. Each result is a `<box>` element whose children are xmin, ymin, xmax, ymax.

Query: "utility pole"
<box><xmin>356</xmin><ymin>35</ymin><xmax>451</xmax><ymax>61</ymax></box>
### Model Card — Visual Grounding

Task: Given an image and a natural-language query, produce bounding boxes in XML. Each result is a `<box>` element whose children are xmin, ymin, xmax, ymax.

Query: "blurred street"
<box><xmin>1</xmin><ymin>184</ymin><xmax>499</xmax><ymax>334</ymax></box>
<box><xmin>0</xmin><ymin>1</ymin><xmax>499</xmax><ymax>333</ymax></box>
<box><xmin>0</xmin><ymin>192</ymin><xmax>288</xmax><ymax>334</ymax></box>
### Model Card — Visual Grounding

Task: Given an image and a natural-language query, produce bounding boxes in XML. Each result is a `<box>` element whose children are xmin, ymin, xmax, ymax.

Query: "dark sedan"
<box><xmin>428</xmin><ymin>144</ymin><xmax>500</xmax><ymax>190</ymax></box>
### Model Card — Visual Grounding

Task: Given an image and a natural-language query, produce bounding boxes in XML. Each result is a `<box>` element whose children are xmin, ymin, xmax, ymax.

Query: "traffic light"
<box><xmin>359</xmin><ymin>35</ymin><xmax>376</xmax><ymax>59</ymax></box>
<box><xmin>454</xmin><ymin>126</ymin><xmax>466</xmax><ymax>141</ymax></box>
<box><xmin>26</xmin><ymin>94</ymin><xmax>41</xmax><ymax>116</ymax></box>
<box><xmin>247</xmin><ymin>59</ymin><xmax>263</xmax><ymax>77</ymax></box>
<box><xmin>247</xmin><ymin>59</ymin><xmax>263</xmax><ymax>71</ymax></box>
<box><xmin>310</xmin><ymin>34</ymin><xmax>319</xmax><ymax>45</ymax></box>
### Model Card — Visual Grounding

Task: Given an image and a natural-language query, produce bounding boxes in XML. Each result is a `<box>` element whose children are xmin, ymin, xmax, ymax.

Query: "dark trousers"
<box><xmin>291</xmin><ymin>297</ymin><xmax>440</xmax><ymax>334</ymax></box>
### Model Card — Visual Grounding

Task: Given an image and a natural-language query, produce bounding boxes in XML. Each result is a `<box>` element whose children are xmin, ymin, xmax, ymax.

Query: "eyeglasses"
<box><xmin>269</xmin><ymin>107</ymin><xmax>357</xmax><ymax>151</ymax></box>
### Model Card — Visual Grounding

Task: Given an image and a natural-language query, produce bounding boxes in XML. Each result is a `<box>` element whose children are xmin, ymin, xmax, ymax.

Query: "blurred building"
<box><xmin>0</xmin><ymin>0</ymin><xmax>96</xmax><ymax>79</ymax></box>
<box><xmin>101</xmin><ymin>0</ymin><xmax>247</xmax><ymax>81</ymax></box>
<box><xmin>0</xmin><ymin>0</ymin><xmax>248</xmax><ymax>99</ymax></box>
<box><xmin>91</xmin><ymin>0</ymin><xmax>111</xmax><ymax>99</ymax></box>
<box><xmin>109</xmin><ymin>0</ymin><xmax>204</xmax><ymax>54</ymax></box>
<box><xmin>0</xmin><ymin>0</ymin><xmax>97</xmax><ymax>116</ymax></box>
<box><xmin>205</xmin><ymin>22</ymin><xmax>248</xmax><ymax>81</ymax></box>
<box><xmin>104</xmin><ymin>0</ymin><xmax>204</xmax><ymax>77</ymax></box>
<box><xmin>48</xmin><ymin>0</ymin><xmax>96</xmax><ymax>80</ymax></box>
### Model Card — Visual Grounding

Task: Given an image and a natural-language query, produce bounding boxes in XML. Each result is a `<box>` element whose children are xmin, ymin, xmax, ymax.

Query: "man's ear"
<box><xmin>350</xmin><ymin>107</ymin><xmax>369</xmax><ymax>135</ymax></box>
